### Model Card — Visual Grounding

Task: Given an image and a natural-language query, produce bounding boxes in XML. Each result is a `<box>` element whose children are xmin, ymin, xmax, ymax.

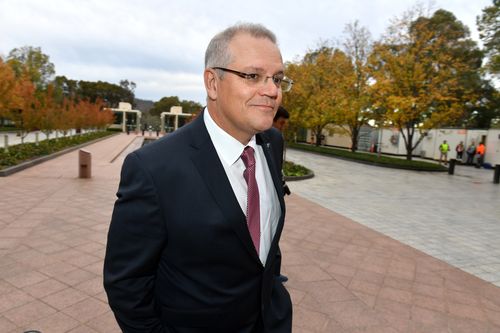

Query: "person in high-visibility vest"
<box><xmin>475</xmin><ymin>142</ymin><xmax>486</xmax><ymax>168</ymax></box>
<box><xmin>439</xmin><ymin>140</ymin><xmax>450</xmax><ymax>165</ymax></box>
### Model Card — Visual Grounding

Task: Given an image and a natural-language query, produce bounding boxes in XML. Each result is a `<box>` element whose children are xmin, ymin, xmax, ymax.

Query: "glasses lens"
<box><xmin>281</xmin><ymin>79</ymin><xmax>293</xmax><ymax>92</ymax></box>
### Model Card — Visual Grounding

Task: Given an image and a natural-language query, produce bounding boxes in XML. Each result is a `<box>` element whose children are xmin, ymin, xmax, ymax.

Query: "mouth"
<box><xmin>251</xmin><ymin>104</ymin><xmax>275</xmax><ymax>111</ymax></box>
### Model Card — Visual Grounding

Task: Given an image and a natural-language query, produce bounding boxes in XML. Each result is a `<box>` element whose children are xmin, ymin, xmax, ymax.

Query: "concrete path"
<box><xmin>285</xmin><ymin>148</ymin><xmax>500</xmax><ymax>287</ymax></box>
<box><xmin>0</xmin><ymin>135</ymin><xmax>499</xmax><ymax>332</ymax></box>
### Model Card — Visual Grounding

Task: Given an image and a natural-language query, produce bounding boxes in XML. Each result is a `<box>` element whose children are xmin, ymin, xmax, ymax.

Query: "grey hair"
<box><xmin>204</xmin><ymin>23</ymin><xmax>279</xmax><ymax>73</ymax></box>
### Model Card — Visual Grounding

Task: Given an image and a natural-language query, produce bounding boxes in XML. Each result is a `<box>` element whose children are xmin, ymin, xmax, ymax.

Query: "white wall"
<box><xmin>304</xmin><ymin>126</ymin><xmax>499</xmax><ymax>165</ymax></box>
<box><xmin>485</xmin><ymin>129</ymin><xmax>500</xmax><ymax>165</ymax></box>
<box><xmin>377</xmin><ymin>128</ymin><xmax>423</xmax><ymax>156</ymax></box>
<box><xmin>419</xmin><ymin>129</ymin><xmax>489</xmax><ymax>162</ymax></box>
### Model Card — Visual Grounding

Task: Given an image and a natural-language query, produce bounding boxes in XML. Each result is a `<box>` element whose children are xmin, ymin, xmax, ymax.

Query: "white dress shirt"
<box><xmin>204</xmin><ymin>109</ymin><xmax>280</xmax><ymax>265</ymax></box>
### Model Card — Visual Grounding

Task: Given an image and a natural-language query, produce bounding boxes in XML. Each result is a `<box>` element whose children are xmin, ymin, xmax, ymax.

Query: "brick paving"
<box><xmin>0</xmin><ymin>134</ymin><xmax>499</xmax><ymax>332</ymax></box>
<box><xmin>285</xmin><ymin>148</ymin><xmax>500</xmax><ymax>287</ymax></box>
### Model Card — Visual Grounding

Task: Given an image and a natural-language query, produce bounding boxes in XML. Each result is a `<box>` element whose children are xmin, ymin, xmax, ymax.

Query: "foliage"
<box><xmin>1</xmin><ymin>47</ymin><xmax>115</xmax><ymax>142</ymax></box>
<box><xmin>149</xmin><ymin>96</ymin><xmax>181</xmax><ymax>117</ymax></box>
<box><xmin>283</xmin><ymin>46</ymin><xmax>352</xmax><ymax>146</ymax></box>
<box><xmin>337</xmin><ymin>21</ymin><xmax>374</xmax><ymax>151</ymax></box>
<box><xmin>288</xmin><ymin>142</ymin><xmax>446</xmax><ymax>171</ymax></box>
<box><xmin>58</xmin><ymin>78</ymin><xmax>135</xmax><ymax>108</ymax></box>
<box><xmin>6</xmin><ymin>46</ymin><xmax>55</xmax><ymax>90</ymax></box>
<box><xmin>462</xmin><ymin>82</ymin><xmax>500</xmax><ymax>128</ymax></box>
<box><xmin>1</xmin><ymin>70</ymin><xmax>39</xmax><ymax>142</ymax></box>
<box><xmin>149</xmin><ymin>96</ymin><xmax>202</xmax><ymax>117</ymax></box>
<box><xmin>0</xmin><ymin>59</ymin><xmax>23</xmax><ymax>114</ymax></box>
<box><xmin>0</xmin><ymin>130</ymin><xmax>114</xmax><ymax>169</ymax></box>
<box><xmin>369</xmin><ymin>9</ymin><xmax>483</xmax><ymax>160</ymax></box>
<box><xmin>477</xmin><ymin>0</ymin><xmax>500</xmax><ymax>75</ymax></box>
<box><xmin>283</xmin><ymin>160</ymin><xmax>311</xmax><ymax>177</ymax></box>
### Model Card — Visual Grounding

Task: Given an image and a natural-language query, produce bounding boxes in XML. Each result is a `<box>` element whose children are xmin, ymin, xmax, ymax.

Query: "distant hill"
<box><xmin>135</xmin><ymin>98</ymin><xmax>155</xmax><ymax>113</ymax></box>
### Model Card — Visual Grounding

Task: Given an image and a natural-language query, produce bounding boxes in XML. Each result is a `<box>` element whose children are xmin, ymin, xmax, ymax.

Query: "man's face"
<box><xmin>209</xmin><ymin>33</ymin><xmax>283</xmax><ymax>144</ymax></box>
<box><xmin>273</xmin><ymin>117</ymin><xmax>288</xmax><ymax>132</ymax></box>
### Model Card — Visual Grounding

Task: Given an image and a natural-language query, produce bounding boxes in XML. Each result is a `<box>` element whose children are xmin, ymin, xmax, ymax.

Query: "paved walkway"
<box><xmin>0</xmin><ymin>135</ymin><xmax>499</xmax><ymax>332</ymax></box>
<box><xmin>286</xmin><ymin>148</ymin><xmax>500</xmax><ymax>287</ymax></box>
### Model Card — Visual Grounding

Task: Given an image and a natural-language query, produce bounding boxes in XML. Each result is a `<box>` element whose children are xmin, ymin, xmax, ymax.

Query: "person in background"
<box><xmin>439</xmin><ymin>140</ymin><xmax>450</xmax><ymax>165</ymax></box>
<box><xmin>455</xmin><ymin>141</ymin><xmax>464</xmax><ymax>161</ymax></box>
<box><xmin>104</xmin><ymin>23</ymin><xmax>293</xmax><ymax>333</ymax></box>
<box><xmin>475</xmin><ymin>142</ymin><xmax>486</xmax><ymax>168</ymax></box>
<box><xmin>273</xmin><ymin>106</ymin><xmax>290</xmax><ymax>132</ymax></box>
<box><xmin>466</xmin><ymin>141</ymin><xmax>476</xmax><ymax>165</ymax></box>
<box><xmin>273</xmin><ymin>106</ymin><xmax>291</xmax><ymax>196</ymax></box>
<box><xmin>272</xmin><ymin>106</ymin><xmax>291</xmax><ymax>284</ymax></box>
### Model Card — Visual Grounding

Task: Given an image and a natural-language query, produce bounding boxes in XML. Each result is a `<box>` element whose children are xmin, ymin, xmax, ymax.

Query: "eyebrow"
<box><xmin>244</xmin><ymin>67</ymin><xmax>285</xmax><ymax>75</ymax></box>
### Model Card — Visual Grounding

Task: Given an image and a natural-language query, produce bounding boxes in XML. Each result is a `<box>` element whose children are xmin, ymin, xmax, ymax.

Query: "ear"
<box><xmin>204</xmin><ymin>69</ymin><xmax>218</xmax><ymax>101</ymax></box>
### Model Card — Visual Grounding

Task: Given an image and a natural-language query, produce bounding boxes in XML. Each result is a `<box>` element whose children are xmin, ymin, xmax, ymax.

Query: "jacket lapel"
<box><xmin>256</xmin><ymin>132</ymin><xmax>286</xmax><ymax>268</ymax></box>
<box><xmin>188</xmin><ymin>113</ymin><xmax>261</xmax><ymax>263</ymax></box>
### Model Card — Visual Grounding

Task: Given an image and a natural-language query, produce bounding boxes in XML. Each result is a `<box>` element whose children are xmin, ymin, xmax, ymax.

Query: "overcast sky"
<box><xmin>0</xmin><ymin>0</ymin><xmax>492</xmax><ymax>104</ymax></box>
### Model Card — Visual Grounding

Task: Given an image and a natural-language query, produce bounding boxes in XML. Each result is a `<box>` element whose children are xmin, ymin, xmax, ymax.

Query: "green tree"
<box><xmin>149</xmin><ymin>96</ymin><xmax>202</xmax><ymax>117</ymax></box>
<box><xmin>149</xmin><ymin>96</ymin><xmax>181</xmax><ymax>117</ymax></box>
<box><xmin>78</xmin><ymin>80</ymin><xmax>134</xmax><ymax>107</ymax></box>
<box><xmin>179</xmin><ymin>100</ymin><xmax>203</xmax><ymax>114</ymax></box>
<box><xmin>53</xmin><ymin>77</ymin><xmax>137</xmax><ymax>111</ymax></box>
<box><xmin>119</xmin><ymin>79</ymin><xmax>137</xmax><ymax>94</ymax></box>
<box><xmin>53</xmin><ymin>76</ymin><xmax>79</xmax><ymax>100</ymax></box>
<box><xmin>6</xmin><ymin>46</ymin><xmax>55</xmax><ymax>90</ymax></box>
<box><xmin>477</xmin><ymin>0</ymin><xmax>500</xmax><ymax>75</ymax></box>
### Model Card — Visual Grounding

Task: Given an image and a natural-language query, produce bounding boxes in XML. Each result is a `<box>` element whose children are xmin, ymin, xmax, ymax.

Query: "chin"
<box><xmin>257</xmin><ymin>120</ymin><xmax>273</xmax><ymax>132</ymax></box>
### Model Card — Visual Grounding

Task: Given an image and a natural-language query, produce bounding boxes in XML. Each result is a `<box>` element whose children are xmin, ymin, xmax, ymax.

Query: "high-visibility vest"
<box><xmin>477</xmin><ymin>144</ymin><xmax>485</xmax><ymax>155</ymax></box>
<box><xmin>440</xmin><ymin>143</ymin><xmax>449</xmax><ymax>153</ymax></box>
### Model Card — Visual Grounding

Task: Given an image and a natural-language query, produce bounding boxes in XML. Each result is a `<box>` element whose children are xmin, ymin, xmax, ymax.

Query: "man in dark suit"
<box><xmin>104</xmin><ymin>23</ymin><xmax>293</xmax><ymax>333</ymax></box>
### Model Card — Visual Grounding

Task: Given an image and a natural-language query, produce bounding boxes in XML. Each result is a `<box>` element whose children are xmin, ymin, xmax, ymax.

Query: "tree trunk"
<box><xmin>402</xmin><ymin>124</ymin><xmax>415</xmax><ymax>161</ymax></box>
<box><xmin>350</xmin><ymin>127</ymin><xmax>359</xmax><ymax>152</ymax></box>
<box><xmin>315</xmin><ymin>126</ymin><xmax>322</xmax><ymax>146</ymax></box>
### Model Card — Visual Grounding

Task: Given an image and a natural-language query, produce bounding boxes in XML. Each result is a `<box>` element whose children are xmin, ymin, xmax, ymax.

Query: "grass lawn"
<box><xmin>288</xmin><ymin>142</ymin><xmax>447</xmax><ymax>172</ymax></box>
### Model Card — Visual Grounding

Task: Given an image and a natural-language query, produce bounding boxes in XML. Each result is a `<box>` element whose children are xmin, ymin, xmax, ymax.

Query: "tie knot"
<box><xmin>241</xmin><ymin>146</ymin><xmax>256</xmax><ymax>168</ymax></box>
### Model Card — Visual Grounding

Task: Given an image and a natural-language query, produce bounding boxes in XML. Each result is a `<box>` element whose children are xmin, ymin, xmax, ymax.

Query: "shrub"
<box><xmin>0</xmin><ymin>131</ymin><xmax>114</xmax><ymax>169</ymax></box>
<box><xmin>283</xmin><ymin>160</ymin><xmax>311</xmax><ymax>177</ymax></box>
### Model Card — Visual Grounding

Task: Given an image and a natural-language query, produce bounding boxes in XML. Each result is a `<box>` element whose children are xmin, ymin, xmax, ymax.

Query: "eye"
<box><xmin>272</xmin><ymin>75</ymin><xmax>283</xmax><ymax>85</ymax></box>
<box><xmin>245</xmin><ymin>73</ymin><xmax>260</xmax><ymax>81</ymax></box>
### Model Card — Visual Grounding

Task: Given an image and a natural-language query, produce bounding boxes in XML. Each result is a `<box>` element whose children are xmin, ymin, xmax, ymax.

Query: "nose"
<box><xmin>259</xmin><ymin>77</ymin><xmax>279</xmax><ymax>98</ymax></box>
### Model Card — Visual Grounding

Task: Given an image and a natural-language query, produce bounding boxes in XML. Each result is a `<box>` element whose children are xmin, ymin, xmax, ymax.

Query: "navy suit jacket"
<box><xmin>104</xmin><ymin>111</ymin><xmax>292</xmax><ymax>333</ymax></box>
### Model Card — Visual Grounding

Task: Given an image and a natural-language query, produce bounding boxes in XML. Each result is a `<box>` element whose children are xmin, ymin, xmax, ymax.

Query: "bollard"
<box><xmin>35</xmin><ymin>132</ymin><xmax>39</xmax><ymax>146</ymax></box>
<box><xmin>494</xmin><ymin>165</ymin><xmax>500</xmax><ymax>184</ymax></box>
<box><xmin>448</xmin><ymin>159</ymin><xmax>456</xmax><ymax>175</ymax></box>
<box><xmin>78</xmin><ymin>149</ymin><xmax>92</xmax><ymax>178</ymax></box>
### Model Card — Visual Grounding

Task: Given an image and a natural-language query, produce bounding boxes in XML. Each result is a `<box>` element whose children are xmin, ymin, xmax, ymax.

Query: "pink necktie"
<box><xmin>241</xmin><ymin>146</ymin><xmax>260</xmax><ymax>255</ymax></box>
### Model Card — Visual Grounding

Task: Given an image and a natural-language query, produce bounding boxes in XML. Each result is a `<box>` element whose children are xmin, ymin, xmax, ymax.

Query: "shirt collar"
<box><xmin>204</xmin><ymin>108</ymin><xmax>257</xmax><ymax>166</ymax></box>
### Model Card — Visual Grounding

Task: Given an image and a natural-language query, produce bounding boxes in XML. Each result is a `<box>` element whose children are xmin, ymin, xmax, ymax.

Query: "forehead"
<box><xmin>228</xmin><ymin>33</ymin><xmax>283</xmax><ymax>71</ymax></box>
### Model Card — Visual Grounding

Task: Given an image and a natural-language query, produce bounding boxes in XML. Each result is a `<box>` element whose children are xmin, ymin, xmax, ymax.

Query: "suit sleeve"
<box><xmin>104</xmin><ymin>152</ymin><xmax>167</xmax><ymax>333</ymax></box>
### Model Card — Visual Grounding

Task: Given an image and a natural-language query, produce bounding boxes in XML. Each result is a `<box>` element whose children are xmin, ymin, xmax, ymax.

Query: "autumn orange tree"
<box><xmin>1</xmin><ymin>46</ymin><xmax>116</xmax><ymax>143</ymax></box>
<box><xmin>283</xmin><ymin>46</ymin><xmax>353</xmax><ymax>146</ymax></box>
<box><xmin>0</xmin><ymin>59</ymin><xmax>22</xmax><ymax>116</ymax></box>
<box><xmin>36</xmin><ymin>84</ymin><xmax>62</xmax><ymax>139</ymax></box>
<box><xmin>369</xmin><ymin>9</ymin><xmax>483</xmax><ymax>160</ymax></box>
<box><xmin>0</xmin><ymin>61</ymin><xmax>40</xmax><ymax>142</ymax></box>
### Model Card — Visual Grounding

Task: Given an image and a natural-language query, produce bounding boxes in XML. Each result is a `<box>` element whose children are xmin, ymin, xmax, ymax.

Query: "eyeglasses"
<box><xmin>212</xmin><ymin>67</ymin><xmax>294</xmax><ymax>92</ymax></box>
